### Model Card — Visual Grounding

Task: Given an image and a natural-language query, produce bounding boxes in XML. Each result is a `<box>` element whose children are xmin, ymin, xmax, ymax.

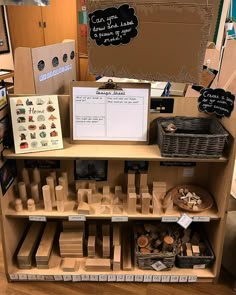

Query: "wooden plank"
<box><xmin>85</xmin><ymin>258</ymin><xmax>111</xmax><ymax>271</ymax></box>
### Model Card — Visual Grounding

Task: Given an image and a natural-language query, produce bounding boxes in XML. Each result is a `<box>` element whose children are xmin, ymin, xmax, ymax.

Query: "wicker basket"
<box><xmin>157</xmin><ymin>117</ymin><xmax>229</xmax><ymax>158</ymax></box>
<box><xmin>136</xmin><ymin>251</ymin><xmax>176</xmax><ymax>270</ymax></box>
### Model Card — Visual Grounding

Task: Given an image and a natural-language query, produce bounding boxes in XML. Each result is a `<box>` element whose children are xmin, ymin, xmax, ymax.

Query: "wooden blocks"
<box><xmin>62</xmin><ymin>221</ymin><xmax>84</xmax><ymax>232</ymax></box>
<box><xmin>46</xmin><ymin>176</ymin><xmax>56</xmax><ymax>205</ymax></box>
<box><xmin>122</xmin><ymin>230</ymin><xmax>132</xmax><ymax>271</ymax></box>
<box><xmin>141</xmin><ymin>193</ymin><xmax>151</xmax><ymax>214</ymax></box>
<box><xmin>59</xmin><ymin>231</ymin><xmax>84</xmax><ymax>258</ymax></box>
<box><xmin>115</xmin><ymin>185</ymin><xmax>122</xmax><ymax>196</ymax></box>
<box><xmin>152</xmin><ymin>191</ymin><xmax>162</xmax><ymax>215</ymax></box>
<box><xmin>113</xmin><ymin>224</ymin><xmax>121</xmax><ymax>246</ymax></box>
<box><xmin>127</xmin><ymin>193</ymin><xmax>137</xmax><ymax>214</ymax></box>
<box><xmin>42</xmin><ymin>185</ymin><xmax>53</xmax><ymax>211</ymax></box>
<box><xmin>58</xmin><ymin>176</ymin><xmax>68</xmax><ymax>202</ymax></box>
<box><xmin>35</xmin><ymin>222</ymin><xmax>57</xmax><ymax>269</ymax></box>
<box><xmin>102</xmin><ymin>224</ymin><xmax>110</xmax><ymax>236</ymax></box>
<box><xmin>85</xmin><ymin>258</ymin><xmax>111</xmax><ymax>271</ymax></box>
<box><xmin>18</xmin><ymin>182</ymin><xmax>27</xmax><ymax>202</ymax></box>
<box><xmin>140</xmin><ymin>172</ymin><xmax>147</xmax><ymax>187</ymax></box>
<box><xmin>77</xmin><ymin>201</ymin><xmax>90</xmax><ymax>214</ymax></box>
<box><xmin>103</xmin><ymin>185</ymin><xmax>110</xmax><ymax>195</ymax></box>
<box><xmin>55</xmin><ymin>185</ymin><xmax>64</xmax><ymax>212</ymax></box>
<box><xmin>61</xmin><ymin>258</ymin><xmax>79</xmax><ymax>272</ymax></box>
<box><xmin>88</xmin><ymin>236</ymin><xmax>96</xmax><ymax>257</ymax></box>
<box><xmin>113</xmin><ymin>245</ymin><xmax>121</xmax><ymax>271</ymax></box>
<box><xmin>17</xmin><ymin>222</ymin><xmax>43</xmax><ymax>269</ymax></box>
<box><xmin>192</xmin><ymin>245</ymin><xmax>200</xmax><ymax>256</ymax></box>
<box><xmin>153</xmin><ymin>181</ymin><xmax>167</xmax><ymax>194</ymax></box>
<box><xmin>127</xmin><ymin>185</ymin><xmax>136</xmax><ymax>194</ymax></box>
<box><xmin>127</xmin><ymin>171</ymin><xmax>135</xmax><ymax>186</ymax></box>
<box><xmin>27</xmin><ymin>198</ymin><xmax>36</xmax><ymax>212</ymax></box>
<box><xmin>30</xmin><ymin>182</ymin><xmax>40</xmax><ymax>204</ymax></box>
<box><xmin>77</xmin><ymin>189</ymin><xmax>92</xmax><ymax>204</ymax></box>
<box><xmin>88</xmin><ymin>224</ymin><xmax>97</xmax><ymax>236</ymax></box>
<box><xmin>103</xmin><ymin>236</ymin><xmax>110</xmax><ymax>258</ymax></box>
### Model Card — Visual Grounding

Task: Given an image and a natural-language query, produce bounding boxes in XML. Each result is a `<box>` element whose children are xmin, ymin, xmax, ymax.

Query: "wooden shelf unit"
<box><xmin>1</xmin><ymin>96</ymin><xmax>236</xmax><ymax>283</ymax></box>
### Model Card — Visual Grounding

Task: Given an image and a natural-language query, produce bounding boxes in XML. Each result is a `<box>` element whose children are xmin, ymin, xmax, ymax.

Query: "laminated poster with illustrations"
<box><xmin>10</xmin><ymin>95</ymin><xmax>63</xmax><ymax>154</ymax></box>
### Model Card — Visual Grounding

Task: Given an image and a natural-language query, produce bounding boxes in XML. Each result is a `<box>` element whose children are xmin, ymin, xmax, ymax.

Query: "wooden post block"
<box><xmin>102</xmin><ymin>224</ymin><xmax>110</xmax><ymax>236</ymax></box>
<box><xmin>122</xmin><ymin>230</ymin><xmax>132</xmax><ymax>270</ymax></box>
<box><xmin>15</xmin><ymin>198</ymin><xmax>23</xmax><ymax>212</ymax></box>
<box><xmin>58</xmin><ymin>176</ymin><xmax>67</xmax><ymax>201</ymax></box>
<box><xmin>192</xmin><ymin>245</ymin><xmax>200</xmax><ymax>256</ymax></box>
<box><xmin>77</xmin><ymin>189</ymin><xmax>92</xmax><ymax>203</ymax></box>
<box><xmin>113</xmin><ymin>224</ymin><xmax>120</xmax><ymax>246</ymax></box>
<box><xmin>140</xmin><ymin>186</ymin><xmax>149</xmax><ymax>194</ymax></box>
<box><xmin>27</xmin><ymin>198</ymin><xmax>36</xmax><ymax>212</ymax></box>
<box><xmin>77</xmin><ymin>201</ymin><xmax>90</xmax><ymax>214</ymax></box>
<box><xmin>127</xmin><ymin>185</ymin><xmax>136</xmax><ymax>194</ymax></box>
<box><xmin>30</xmin><ymin>182</ymin><xmax>40</xmax><ymax>203</ymax></box>
<box><xmin>141</xmin><ymin>193</ymin><xmax>151</xmax><ymax>214</ymax></box>
<box><xmin>50</xmin><ymin>171</ymin><xmax>57</xmax><ymax>186</ymax></box>
<box><xmin>55</xmin><ymin>185</ymin><xmax>64</xmax><ymax>201</ymax></box>
<box><xmin>61</xmin><ymin>171</ymin><xmax>68</xmax><ymax>199</ymax></box>
<box><xmin>113</xmin><ymin>245</ymin><xmax>121</xmax><ymax>271</ymax></box>
<box><xmin>22</xmin><ymin>168</ymin><xmax>30</xmax><ymax>185</ymax></box>
<box><xmin>88</xmin><ymin>236</ymin><xmax>96</xmax><ymax>257</ymax></box>
<box><xmin>88</xmin><ymin>224</ymin><xmax>97</xmax><ymax>236</ymax></box>
<box><xmin>103</xmin><ymin>185</ymin><xmax>110</xmax><ymax>195</ymax></box>
<box><xmin>153</xmin><ymin>181</ymin><xmax>167</xmax><ymax>193</ymax></box>
<box><xmin>88</xmin><ymin>181</ymin><xmax>96</xmax><ymax>193</ymax></box>
<box><xmin>127</xmin><ymin>193</ymin><xmax>136</xmax><ymax>214</ymax></box>
<box><xmin>115</xmin><ymin>185</ymin><xmax>122</xmax><ymax>195</ymax></box>
<box><xmin>162</xmin><ymin>194</ymin><xmax>173</xmax><ymax>214</ymax></box>
<box><xmin>85</xmin><ymin>258</ymin><xmax>111</xmax><ymax>271</ymax></box>
<box><xmin>42</xmin><ymin>185</ymin><xmax>53</xmax><ymax>211</ymax></box>
<box><xmin>127</xmin><ymin>171</ymin><xmax>135</xmax><ymax>186</ymax></box>
<box><xmin>152</xmin><ymin>192</ymin><xmax>163</xmax><ymax>215</ymax></box>
<box><xmin>140</xmin><ymin>172</ymin><xmax>147</xmax><ymax>187</ymax></box>
<box><xmin>18</xmin><ymin>182</ymin><xmax>27</xmax><ymax>202</ymax></box>
<box><xmin>33</xmin><ymin>167</ymin><xmax>41</xmax><ymax>184</ymax></box>
<box><xmin>46</xmin><ymin>176</ymin><xmax>56</xmax><ymax>204</ymax></box>
<box><xmin>103</xmin><ymin>236</ymin><xmax>110</xmax><ymax>258</ymax></box>
<box><xmin>75</xmin><ymin>180</ymin><xmax>87</xmax><ymax>191</ymax></box>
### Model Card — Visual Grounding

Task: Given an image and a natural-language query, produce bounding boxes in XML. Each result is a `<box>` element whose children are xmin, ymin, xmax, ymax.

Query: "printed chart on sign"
<box><xmin>72</xmin><ymin>86</ymin><xmax>149</xmax><ymax>142</ymax></box>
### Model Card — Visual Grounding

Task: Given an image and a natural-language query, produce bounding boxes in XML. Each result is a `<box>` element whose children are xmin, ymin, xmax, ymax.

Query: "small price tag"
<box><xmin>192</xmin><ymin>216</ymin><xmax>210</xmax><ymax>222</ymax></box>
<box><xmin>44</xmin><ymin>275</ymin><xmax>54</xmax><ymax>281</ymax></box>
<box><xmin>170</xmin><ymin>276</ymin><xmax>179</xmax><ymax>283</ymax></box>
<box><xmin>183</xmin><ymin>167</ymin><xmax>195</xmax><ymax>177</ymax></box>
<box><xmin>193</xmin><ymin>264</ymin><xmax>206</xmax><ymax>269</ymax></box>
<box><xmin>179</xmin><ymin>276</ymin><xmax>188</xmax><ymax>283</ymax></box>
<box><xmin>36</xmin><ymin>275</ymin><xmax>45</xmax><ymax>281</ymax></box>
<box><xmin>161</xmin><ymin>276</ymin><xmax>170</xmax><ymax>283</ymax></box>
<box><xmin>99</xmin><ymin>274</ymin><xmax>108</xmax><ymax>281</ymax></box>
<box><xmin>28</xmin><ymin>274</ymin><xmax>37</xmax><ymax>281</ymax></box>
<box><xmin>161</xmin><ymin>216</ymin><xmax>179</xmax><ymax>222</ymax></box>
<box><xmin>151</xmin><ymin>261</ymin><xmax>167</xmax><ymax>271</ymax></box>
<box><xmin>19</xmin><ymin>274</ymin><xmax>28</xmax><ymax>280</ymax></box>
<box><xmin>117</xmin><ymin>274</ymin><xmax>125</xmax><ymax>282</ymax></box>
<box><xmin>112</xmin><ymin>216</ymin><xmax>128</xmax><ymax>222</ymax></box>
<box><xmin>188</xmin><ymin>276</ymin><xmax>198</xmax><ymax>282</ymax></box>
<box><xmin>177</xmin><ymin>213</ymin><xmax>193</xmax><ymax>229</ymax></box>
<box><xmin>63</xmin><ymin>275</ymin><xmax>72</xmax><ymax>281</ymax></box>
<box><xmin>134</xmin><ymin>275</ymin><xmax>143</xmax><ymax>282</ymax></box>
<box><xmin>9</xmin><ymin>274</ymin><xmax>19</xmax><ymax>281</ymax></box>
<box><xmin>68</xmin><ymin>215</ymin><xmax>86</xmax><ymax>221</ymax></box>
<box><xmin>54</xmin><ymin>275</ymin><xmax>63</xmax><ymax>281</ymax></box>
<box><xmin>125</xmin><ymin>274</ymin><xmax>134</xmax><ymax>282</ymax></box>
<box><xmin>152</xmin><ymin>275</ymin><xmax>161</xmax><ymax>282</ymax></box>
<box><xmin>144</xmin><ymin>275</ymin><xmax>152</xmax><ymax>282</ymax></box>
<box><xmin>90</xmin><ymin>275</ymin><xmax>99</xmax><ymax>281</ymax></box>
<box><xmin>29</xmin><ymin>215</ymin><xmax>47</xmax><ymax>222</ymax></box>
<box><xmin>72</xmin><ymin>275</ymin><xmax>81</xmax><ymax>282</ymax></box>
<box><xmin>108</xmin><ymin>274</ymin><xmax>117</xmax><ymax>282</ymax></box>
<box><xmin>81</xmin><ymin>274</ymin><xmax>90</xmax><ymax>281</ymax></box>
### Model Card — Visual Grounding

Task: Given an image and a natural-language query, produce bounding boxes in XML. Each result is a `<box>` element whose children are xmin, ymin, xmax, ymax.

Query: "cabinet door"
<box><xmin>7</xmin><ymin>6</ymin><xmax>44</xmax><ymax>53</ymax></box>
<box><xmin>42</xmin><ymin>0</ymin><xmax>77</xmax><ymax>45</ymax></box>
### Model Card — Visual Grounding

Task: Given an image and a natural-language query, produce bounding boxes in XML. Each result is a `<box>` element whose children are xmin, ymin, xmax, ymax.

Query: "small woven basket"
<box><xmin>157</xmin><ymin>117</ymin><xmax>229</xmax><ymax>158</ymax></box>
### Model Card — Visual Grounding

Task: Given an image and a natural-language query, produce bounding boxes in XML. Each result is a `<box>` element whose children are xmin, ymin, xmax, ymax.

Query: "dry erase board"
<box><xmin>70</xmin><ymin>81</ymin><xmax>150</xmax><ymax>144</ymax></box>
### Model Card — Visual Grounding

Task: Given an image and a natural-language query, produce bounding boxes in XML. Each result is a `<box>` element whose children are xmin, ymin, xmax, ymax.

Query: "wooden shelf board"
<box><xmin>3</xmin><ymin>138</ymin><xmax>228</xmax><ymax>162</ymax></box>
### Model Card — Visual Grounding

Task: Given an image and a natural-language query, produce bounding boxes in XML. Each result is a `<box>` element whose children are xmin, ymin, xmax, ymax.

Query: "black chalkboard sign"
<box><xmin>88</xmin><ymin>4</ymin><xmax>138</xmax><ymax>46</ymax></box>
<box><xmin>198</xmin><ymin>88</ymin><xmax>235</xmax><ymax>118</ymax></box>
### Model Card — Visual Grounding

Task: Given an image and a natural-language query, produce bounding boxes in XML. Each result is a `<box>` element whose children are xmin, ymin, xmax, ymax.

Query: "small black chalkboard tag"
<box><xmin>88</xmin><ymin>4</ymin><xmax>138</xmax><ymax>46</ymax></box>
<box><xmin>198</xmin><ymin>88</ymin><xmax>235</xmax><ymax>118</ymax></box>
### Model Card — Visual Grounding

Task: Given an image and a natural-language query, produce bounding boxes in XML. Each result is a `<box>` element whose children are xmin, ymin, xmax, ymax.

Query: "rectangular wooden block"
<box><xmin>141</xmin><ymin>193</ymin><xmax>151</xmax><ymax>214</ymax></box>
<box><xmin>127</xmin><ymin>185</ymin><xmax>136</xmax><ymax>194</ymax></box>
<box><xmin>103</xmin><ymin>185</ymin><xmax>110</xmax><ymax>195</ymax></box>
<box><xmin>77</xmin><ymin>201</ymin><xmax>90</xmax><ymax>214</ymax></box>
<box><xmin>113</xmin><ymin>224</ymin><xmax>121</xmax><ymax>246</ymax></box>
<box><xmin>59</xmin><ymin>231</ymin><xmax>83</xmax><ymax>243</ymax></box>
<box><xmin>88</xmin><ymin>224</ymin><xmax>97</xmax><ymax>236</ymax></box>
<box><xmin>103</xmin><ymin>236</ymin><xmax>110</xmax><ymax>258</ymax></box>
<box><xmin>102</xmin><ymin>224</ymin><xmax>110</xmax><ymax>236</ymax></box>
<box><xmin>152</xmin><ymin>192</ymin><xmax>162</xmax><ymax>215</ymax></box>
<box><xmin>127</xmin><ymin>171</ymin><xmax>135</xmax><ymax>186</ymax></box>
<box><xmin>113</xmin><ymin>245</ymin><xmax>121</xmax><ymax>271</ymax></box>
<box><xmin>153</xmin><ymin>181</ymin><xmax>167</xmax><ymax>193</ymax></box>
<box><xmin>192</xmin><ymin>245</ymin><xmax>200</xmax><ymax>256</ymax></box>
<box><xmin>127</xmin><ymin>193</ymin><xmax>136</xmax><ymax>214</ymax></box>
<box><xmin>140</xmin><ymin>172</ymin><xmax>147</xmax><ymax>187</ymax></box>
<box><xmin>140</xmin><ymin>186</ymin><xmax>149</xmax><ymax>194</ymax></box>
<box><xmin>122</xmin><ymin>230</ymin><xmax>132</xmax><ymax>271</ymax></box>
<box><xmin>85</xmin><ymin>258</ymin><xmax>111</xmax><ymax>271</ymax></box>
<box><xmin>62</xmin><ymin>221</ymin><xmax>84</xmax><ymax>232</ymax></box>
<box><xmin>61</xmin><ymin>258</ymin><xmax>79</xmax><ymax>272</ymax></box>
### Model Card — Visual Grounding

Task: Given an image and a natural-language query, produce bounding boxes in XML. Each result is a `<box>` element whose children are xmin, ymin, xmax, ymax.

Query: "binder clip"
<box><xmin>98</xmin><ymin>79</ymin><xmax>123</xmax><ymax>90</ymax></box>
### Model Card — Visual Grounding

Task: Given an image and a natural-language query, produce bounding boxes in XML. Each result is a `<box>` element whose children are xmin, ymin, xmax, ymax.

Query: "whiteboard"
<box><xmin>71</xmin><ymin>82</ymin><xmax>150</xmax><ymax>143</ymax></box>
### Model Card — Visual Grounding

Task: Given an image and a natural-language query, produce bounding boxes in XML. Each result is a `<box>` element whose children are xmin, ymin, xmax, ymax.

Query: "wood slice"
<box><xmin>165</xmin><ymin>185</ymin><xmax>213</xmax><ymax>213</ymax></box>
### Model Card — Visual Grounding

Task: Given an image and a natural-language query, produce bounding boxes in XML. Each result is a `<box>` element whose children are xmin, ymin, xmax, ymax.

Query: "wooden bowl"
<box><xmin>165</xmin><ymin>184</ymin><xmax>214</xmax><ymax>212</ymax></box>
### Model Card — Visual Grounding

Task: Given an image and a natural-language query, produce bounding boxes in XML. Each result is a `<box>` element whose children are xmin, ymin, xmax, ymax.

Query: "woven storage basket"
<box><xmin>157</xmin><ymin>117</ymin><xmax>229</xmax><ymax>158</ymax></box>
<box><xmin>136</xmin><ymin>251</ymin><xmax>176</xmax><ymax>270</ymax></box>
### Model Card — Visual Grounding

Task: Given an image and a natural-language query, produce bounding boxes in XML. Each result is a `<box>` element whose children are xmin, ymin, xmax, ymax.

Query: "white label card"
<box><xmin>152</xmin><ymin>275</ymin><xmax>161</xmax><ymax>282</ymax></box>
<box><xmin>179</xmin><ymin>276</ymin><xmax>188</xmax><ymax>283</ymax></box>
<box><xmin>161</xmin><ymin>216</ymin><xmax>179</xmax><ymax>222</ymax></box>
<box><xmin>161</xmin><ymin>276</ymin><xmax>170</xmax><ymax>282</ymax></box>
<box><xmin>151</xmin><ymin>261</ymin><xmax>168</xmax><ymax>271</ymax></box>
<box><xmin>9</xmin><ymin>274</ymin><xmax>19</xmax><ymax>280</ymax></box>
<box><xmin>72</xmin><ymin>275</ymin><xmax>81</xmax><ymax>282</ymax></box>
<box><xmin>112</xmin><ymin>216</ymin><xmax>128</xmax><ymax>222</ymax></box>
<box><xmin>90</xmin><ymin>275</ymin><xmax>99</xmax><ymax>281</ymax></box>
<box><xmin>134</xmin><ymin>275</ymin><xmax>143</xmax><ymax>282</ymax></box>
<box><xmin>19</xmin><ymin>274</ymin><xmax>28</xmax><ymax>280</ymax></box>
<box><xmin>125</xmin><ymin>275</ymin><xmax>134</xmax><ymax>282</ymax></box>
<box><xmin>36</xmin><ymin>275</ymin><xmax>45</xmax><ymax>281</ymax></box>
<box><xmin>81</xmin><ymin>274</ymin><xmax>90</xmax><ymax>281</ymax></box>
<box><xmin>193</xmin><ymin>264</ymin><xmax>206</xmax><ymax>269</ymax></box>
<box><xmin>117</xmin><ymin>275</ymin><xmax>125</xmax><ymax>282</ymax></box>
<box><xmin>63</xmin><ymin>275</ymin><xmax>72</xmax><ymax>281</ymax></box>
<box><xmin>183</xmin><ymin>168</ymin><xmax>195</xmax><ymax>177</ymax></box>
<box><xmin>28</xmin><ymin>274</ymin><xmax>37</xmax><ymax>281</ymax></box>
<box><xmin>29</xmin><ymin>216</ymin><xmax>47</xmax><ymax>222</ymax></box>
<box><xmin>192</xmin><ymin>216</ymin><xmax>210</xmax><ymax>222</ymax></box>
<box><xmin>144</xmin><ymin>275</ymin><xmax>152</xmax><ymax>282</ymax></box>
<box><xmin>68</xmin><ymin>215</ymin><xmax>86</xmax><ymax>221</ymax></box>
<box><xmin>188</xmin><ymin>276</ymin><xmax>198</xmax><ymax>282</ymax></box>
<box><xmin>99</xmin><ymin>275</ymin><xmax>108</xmax><ymax>281</ymax></box>
<box><xmin>108</xmin><ymin>274</ymin><xmax>117</xmax><ymax>282</ymax></box>
<box><xmin>177</xmin><ymin>213</ymin><xmax>193</xmax><ymax>229</ymax></box>
<box><xmin>170</xmin><ymin>276</ymin><xmax>179</xmax><ymax>282</ymax></box>
<box><xmin>54</xmin><ymin>275</ymin><xmax>63</xmax><ymax>281</ymax></box>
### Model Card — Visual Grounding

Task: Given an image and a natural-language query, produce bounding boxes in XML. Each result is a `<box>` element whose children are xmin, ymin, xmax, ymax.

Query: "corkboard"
<box><xmin>87</xmin><ymin>0</ymin><xmax>215</xmax><ymax>84</ymax></box>
<box><xmin>0</xmin><ymin>7</ymin><xmax>10</xmax><ymax>54</ymax></box>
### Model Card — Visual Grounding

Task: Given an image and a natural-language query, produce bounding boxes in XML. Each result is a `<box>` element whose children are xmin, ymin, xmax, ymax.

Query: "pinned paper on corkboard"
<box><xmin>87</xmin><ymin>0</ymin><xmax>216</xmax><ymax>84</ymax></box>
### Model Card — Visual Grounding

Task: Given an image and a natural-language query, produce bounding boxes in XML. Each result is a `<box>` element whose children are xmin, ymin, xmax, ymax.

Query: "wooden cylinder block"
<box><xmin>55</xmin><ymin>185</ymin><xmax>64</xmax><ymax>212</ymax></box>
<box><xmin>50</xmin><ymin>171</ymin><xmax>57</xmax><ymax>186</ymax></box>
<box><xmin>58</xmin><ymin>177</ymin><xmax>67</xmax><ymax>201</ymax></box>
<box><xmin>30</xmin><ymin>182</ymin><xmax>40</xmax><ymax>203</ymax></box>
<box><xmin>61</xmin><ymin>171</ymin><xmax>68</xmax><ymax>197</ymax></box>
<box><xmin>22</xmin><ymin>168</ymin><xmax>30</xmax><ymax>185</ymax></box>
<box><xmin>33</xmin><ymin>167</ymin><xmax>41</xmax><ymax>184</ymax></box>
<box><xmin>46</xmin><ymin>176</ymin><xmax>56</xmax><ymax>204</ymax></box>
<box><xmin>15</xmin><ymin>198</ymin><xmax>23</xmax><ymax>212</ymax></box>
<box><xmin>27</xmin><ymin>198</ymin><xmax>36</xmax><ymax>212</ymax></box>
<box><xmin>42</xmin><ymin>185</ymin><xmax>52</xmax><ymax>212</ymax></box>
<box><xmin>18</xmin><ymin>182</ymin><xmax>27</xmax><ymax>202</ymax></box>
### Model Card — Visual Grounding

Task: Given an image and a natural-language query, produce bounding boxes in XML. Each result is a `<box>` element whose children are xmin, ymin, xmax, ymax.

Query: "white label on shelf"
<box><xmin>161</xmin><ymin>216</ymin><xmax>179</xmax><ymax>222</ymax></box>
<box><xmin>188</xmin><ymin>276</ymin><xmax>198</xmax><ymax>283</ymax></box>
<box><xmin>134</xmin><ymin>275</ymin><xmax>144</xmax><ymax>282</ymax></box>
<box><xmin>28</xmin><ymin>274</ymin><xmax>37</xmax><ymax>281</ymax></box>
<box><xmin>54</xmin><ymin>275</ymin><xmax>63</xmax><ymax>281</ymax></box>
<box><xmin>81</xmin><ymin>274</ymin><xmax>90</xmax><ymax>281</ymax></box>
<box><xmin>90</xmin><ymin>275</ymin><xmax>99</xmax><ymax>281</ymax></box>
<box><xmin>36</xmin><ymin>275</ymin><xmax>45</xmax><ymax>281</ymax></box>
<box><xmin>152</xmin><ymin>275</ymin><xmax>161</xmax><ymax>282</ymax></box>
<box><xmin>151</xmin><ymin>261</ymin><xmax>168</xmax><ymax>271</ymax></box>
<box><xmin>19</xmin><ymin>274</ymin><xmax>28</xmax><ymax>280</ymax></box>
<box><xmin>161</xmin><ymin>276</ymin><xmax>170</xmax><ymax>283</ymax></box>
<box><xmin>108</xmin><ymin>274</ymin><xmax>117</xmax><ymax>282</ymax></box>
<box><xmin>9</xmin><ymin>274</ymin><xmax>19</xmax><ymax>281</ymax></box>
<box><xmin>179</xmin><ymin>276</ymin><xmax>188</xmax><ymax>283</ymax></box>
<box><xmin>68</xmin><ymin>215</ymin><xmax>86</xmax><ymax>222</ymax></box>
<box><xmin>177</xmin><ymin>214</ymin><xmax>193</xmax><ymax>229</ymax></box>
<box><xmin>193</xmin><ymin>264</ymin><xmax>206</xmax><ymax>269</ymax></box>
<box><xmin>144</xmin><ymin>275</ymin><xmax>152</xmax><ymax>282</ymax></box>
<box><xmin>170</xmin><ymin>276</ymin><xmax>179</xmax><ymax>283</ymax></box>
<box><xmin>117</xmin><ymin>274</ymin><xmax>125</xmax><ymax>282</ymax></box>
<box><xmin>99</xmin><ymin>274</ymin><xmax>108</xmax><ymax>281</ymax></box>
<box><xmin>183</xmin><ymin>168</ymin><xmax>195</xmax><ymax>177</ymax></box>
<box><xmin>192</xmin><ymin>216</ymin><xmax>210</xmax><ymax>222</ymax></box>
<box><xmin>112</xmin><ymin>216</ymin><xmax>128</xmax><ymax>222</ymax></box>
<box><xmin>72</xmin><ymin>275</ymin><xmax>81</xmax><ymax>282</ymax></box>
<box><xmin>63</xmin><ymin>275</ymin><xmax>72</xmax><ymax>281</ymax></box>
<box><xmin>29</xmin><ymin>215</ymin><xmax>47</xmax><ymax>222</ymax></box>
<box><xmin>125</xmin><ymin>274</ymin><xmax>134</xmax><ymax>282</ymax></box>
<box><xmin>44</xmin><ymin>275</ymin><xmax>54</xmax><ymax>281</ymax></box>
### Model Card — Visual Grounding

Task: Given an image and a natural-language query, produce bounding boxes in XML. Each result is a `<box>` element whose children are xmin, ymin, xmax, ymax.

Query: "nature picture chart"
<box><xmin>10</xmin><ymin>95</ymin><xmax>63</xmax><ymax>154</ymax></box>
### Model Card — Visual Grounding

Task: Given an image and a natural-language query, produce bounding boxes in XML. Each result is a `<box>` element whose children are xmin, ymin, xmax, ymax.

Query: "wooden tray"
<box><xmin>165</xmin><ymin>185</ymin><xmax>214</xmax><ymax>212</ymax></box>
